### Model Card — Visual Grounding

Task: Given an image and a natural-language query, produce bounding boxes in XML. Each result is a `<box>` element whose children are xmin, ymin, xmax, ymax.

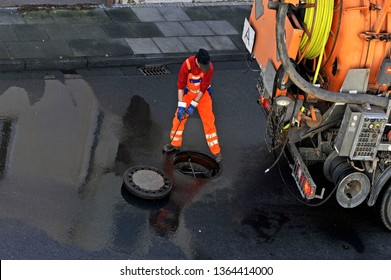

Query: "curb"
<box><xmin>0</xmin><ymin>51</ymin><xmax>245</xmax><ymax>72</ymax></box>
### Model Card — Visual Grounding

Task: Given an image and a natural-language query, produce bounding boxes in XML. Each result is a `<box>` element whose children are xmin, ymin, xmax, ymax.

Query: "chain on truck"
<box><xmin>245</xmin><ymin>0</ymin><xmax>391</xmax><ymax>230</ymax></box>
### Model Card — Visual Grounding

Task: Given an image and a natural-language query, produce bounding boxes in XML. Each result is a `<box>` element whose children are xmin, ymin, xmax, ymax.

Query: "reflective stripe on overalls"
<box><xmin>170</xmin><ymin>58</ymin><xmax>221</xmax><ymax>155</ymax></box>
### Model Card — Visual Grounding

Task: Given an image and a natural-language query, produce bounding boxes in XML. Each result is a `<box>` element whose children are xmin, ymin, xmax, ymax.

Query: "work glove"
<box><xmin>177</xmin><ymin>101</ymin><xmax>187</xmax><ymax>121</ymax></box>
<box><xmin>207</xmin><ymin>87</ymin><xmax>212</xmax><ymax>97</ymax></box>
<box><xmin>186</xmin><ymin>100</ymin><xmax>198</xmax><ymax>116</ymax></box>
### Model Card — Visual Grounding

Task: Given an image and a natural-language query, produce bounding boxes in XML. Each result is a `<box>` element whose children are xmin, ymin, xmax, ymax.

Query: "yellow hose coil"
<box><xmin>299</xmin><ymin>0</ymin><xmax>334</xmax><ymax>60</ymax></box>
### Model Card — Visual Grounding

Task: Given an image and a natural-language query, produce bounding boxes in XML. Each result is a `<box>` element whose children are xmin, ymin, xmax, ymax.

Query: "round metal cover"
<box><xmin>123</xmin><ymin>166</ymin><xmax>172</xmax><ymax>200</ymax></box>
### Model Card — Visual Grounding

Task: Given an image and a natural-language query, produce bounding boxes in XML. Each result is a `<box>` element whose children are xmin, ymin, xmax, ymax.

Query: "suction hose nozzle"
<box><xmin>275</xmin><ymin>3</ymin><xmax>390</xmax><ymax>108</ymax></box>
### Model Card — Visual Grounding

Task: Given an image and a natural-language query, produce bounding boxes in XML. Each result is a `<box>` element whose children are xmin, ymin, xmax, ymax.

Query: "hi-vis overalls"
<box><xmin>169</xmin><ymin>59</ymin><xmax>221</xmax><ymax>155</ymax></box>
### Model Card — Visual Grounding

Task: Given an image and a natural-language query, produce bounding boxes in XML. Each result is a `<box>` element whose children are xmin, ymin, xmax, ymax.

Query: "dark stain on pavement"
<box><xmin>240</xmin><ymin>208</ymin><xmax>289</xmax><ymax>243</ymax></box>
<box><xmin>114</xmin><ymin>95</ymin><xmax>163</xmax><ymax>175</ymax></box>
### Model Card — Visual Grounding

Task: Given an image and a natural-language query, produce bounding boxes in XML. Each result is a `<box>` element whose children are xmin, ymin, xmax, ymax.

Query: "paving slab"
<box><xmin>49</xmin><ymin>9</ymin><xmax>84</xmax><ymax>24</ymax></box>
<box><xmin>229</xmin><ymin>35</ymin><xmax>246</xmax><ymax>51</ymax></box>
<box><xmin>73</xmin><ymin>24</ymin><xmax>107</xmax><ymax>39</ymax></box>
<box><xmin>101</xmin><ymin>23</ymin><xmax>135</xmax><ymax>38</ymax></box>
<box><xmin>79</xmin><ymin>9</ymin><xmax>112</xmax><ymax>23</ymax></box>
<box><xmin>13</xmin><ymin>24</ymin><xmax>50</xmax><ymax>41</ymax></box>
<box><xmin>155</xmin><ymin>22</ymin><xmax>189</xmax><ymax>37</ymax></box>
<box><xmin>0</xmin><ymin>25</ymin><xmax>18</xmax><ymax>41</ymax></box>
<box><xmin>182</xmin><ymin>6</ymin><xmax>214</xmax><ymax>21</ymax></box>
<box><xmin>40</xmin><ymin>40</ymin><xmax>74</xmax><ymax>58</ymax></box>
<box><xmin>205</xmin><ymin>36</ymin><xmax>238</xmax><ymax>51</ymax></box>
<box><xmin>96</xmin><ymin>38</ymin><xmax>133</xmax><ymax>56</ymax></box>
<box><xmin>0</xmin><ymin>9</ymin><xmax>24</xmax><ymax>25</ymax></box>
<box><xmin>153</xmin><ymin>37</ymin><xmax>187</xmax><ymax>53</ymax></box>
<box><xmin>206</xmin><ymin>6</ymin><xmax>235</xmax><ymax>20</ymax></box>
<box><xmin>43</xmin><ymin>24</ymin><xmax>78</xmax><ymax>40</ymax></box>
<box><xmin>0</xmin><ymin>42</ymin><xmax>10</xmax><ymax>59</ymax></box>
<box><xmin>131</xmin><ymin>7</ymin><xmax>165</xmax><ymax>22</ymax></box>
<box><xmin>5</xmin><ymin>41</ymin><xmax>72</xmax><ymax>59</ymax></box>
<box><xmin>20</xmin><ymin>11</ymin><xmax>55</xmax><ymax>24</ymax></box>
<box><xmin>229</xmin><ymin>5</ymin><xmax>252</xmax><ymax>19</ymax></box>
<box><xmin>68</xmin><ymin>39</ymin><xmax>108</xmax><ymax>57</ymax></box>
<box><xmin>158</xmin><ymin>7</ymin><xmax>191</xmax><ymax>21</ymax></box>
<box><xmin>181</xmin><ymin>21</ymin><xmax>214</xmax><ymax>36</ymax></box>
<box><xmin>227</xmin><ymin>18</ymin><xmax>245</xmax><ymax>34</ymax></box>
<box><xmin>205</xmin><ymin>20</ymin><xmax>239</xmax><ymax>35</ymax></box>
<box><xmin>105</xmin><ymin>7</ymin><xmax>139</xmax><ymax>23</ymax></box>
<box><xmin>128</xmin><ymin>22</ymin><xmax>163</xmax><ymax>38</ymax></box>
<box><xmin>178</xmin><ymin>36</ymin><xmax>212</xmax><ymax>52</ymax></box>
<box><xmin>125</xmin><ymin>38</ymin><xmax>160</xmax><ymax>54</ymax></box>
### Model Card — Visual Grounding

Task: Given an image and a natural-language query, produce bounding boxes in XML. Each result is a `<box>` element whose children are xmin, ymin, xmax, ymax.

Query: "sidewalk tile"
<box><xmin>40</xmin><ymin>40</ymin><xmax>74</xmax><ymax>58</ymax></box>
<box><xmin>68</xmin><ymin>39</ymin><xmax>108</xmax><ymax>57</ymax></box>
<box><xmin>21</xmin><ymin>11</ymin><xmax>55</xmax><ymax>24</ymax></box>
<box><xmin>105</xmin><ymin>7</ymin><xmax>139</xmax><ymax>22</ymax></box>
<box><xmin>158</xmin><ymin>7</ymin><xmax>191</xmax><ymax>21</ymax></box>
<box><xmin>205</xmin><ymin>36</ymin><xmax>238</xmax><ymax>51</ymax></box>
<box><xmin>96</xmin><ymin>38</ymin><xmax>133</xmax><ymax>56</ymax></box>
<box><xmin>182</xmin><ymin>6</ymin><xmax>214</xmax><ymax>21</ymax></box>
<box><xmin>0</xmin><ymin>42</ymin><xmax>10</xmax><ymax>59</ymax></box>
<box><xmin>229</xmin><ymin>5</ymin><xmax>252</xmax><ymax>19</ymax></box>
<box><xmin>181</xmin><ymin>21</ymin><xmax>214</xmax><ymax>36</ymax></box>
<box><xmin>156</xmin><ymin>22</ymin><xmax>188</xmax><ymax>37</ymax></box>
<box><xmin>0</xmin><ymin>25</ymin><xmax>18</xmax><ymax>41</ymax></box>
<box><xmin>13</xmin><ymin>25</ymin><xmax>49</xmax><ymax>41</ymax></box>
<box><xmin>49</xmin><ymin>10</ymin><xmax>84</xmax><ymax>24</ymax></box>
<box><xmin>128</xmin><ymin>22</ymin><xmax>163</xmax><ymax>38</ymax></box>
<box><xmin>205</xmin><ymin>20</ymin><xmax>239</xmax><ymax>35</ymax></box>
<box><xmin>5</xmin><ymin>41</ymin><xmax>72</xmax><ymax>59</ymax></box>
<box><xmin>43</xmin><ymin>24</ymin><xmax>77</xmax><ymax>40</ymax></box>
<box><xmin>79</xmin><ymin>9</ymin><xmax>112</xmax><ymax>24</ymax></box>
<box><xmin>5</xmin><ymin>42</ymin><xmax>45</xmax><ymax>58</ymax></box>
<box><xmin>0</xmin><ymin>10</ymin><xmax>24</xmax><ymax>25</ymax></box>
<box><xmin>131</xmin><ymin>7</ymin><xmax>165</xmax><ymax>22</ymax></box>
<box><xmin>125</xmin><ymin>38</ymin><xmax>160</xmax><ymax>54</ymax></box>
<box><xmin>178</xmin><ymin>37</ymin><xmax>212</xmax><ymax>52</ymax></box>
<box><xmin>206</xmin><ymin>6</ymin><xmax>234</xmax><ymax>20</ymax></box>
<box><xmin>227</xmin><ymin>18</ymin><xmax>245</xmax><ymax>34</ymax></box>
<box><xmin>102</xmin><ymin>23</ymin><xmax>135</xmax><ymax>38</ymax></box>
<box><xmin>73</xmin><ymin>24</ymin><xmax>107</xmax><ymax>39</ymax></box>
<box><xmin>153</xmin><ymin>37</ymin><xmax>187</xmax><ymax>53</ymax></box>
<box><xmin>229</xmin><ymin>35</ymin><xmax>246</xmax><ymax>51</ymax></box>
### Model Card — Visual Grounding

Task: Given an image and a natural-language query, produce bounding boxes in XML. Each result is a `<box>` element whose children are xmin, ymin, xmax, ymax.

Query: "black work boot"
<box><xmin>163</xmin><ymin>144</ymin><xmax>181</xmax><ymax>153</ymax></box>
<box><xmin>214</xmin><ymin>153</ymin><xmax>222</xmax><ymax>163</ymax></box>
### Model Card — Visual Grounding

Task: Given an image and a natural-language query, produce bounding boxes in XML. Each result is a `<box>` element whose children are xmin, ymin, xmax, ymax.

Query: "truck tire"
<box><xmin>379</xmin><ymin>183</ymin><xmax>391</xmax><ymax>231</ymax></box>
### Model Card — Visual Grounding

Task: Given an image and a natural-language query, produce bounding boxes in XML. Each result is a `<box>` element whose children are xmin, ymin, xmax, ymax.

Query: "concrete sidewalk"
<box><xmin>0</xmin><ymin>2</ymin><xmax>251</xmax><ymax>72</ymax></box>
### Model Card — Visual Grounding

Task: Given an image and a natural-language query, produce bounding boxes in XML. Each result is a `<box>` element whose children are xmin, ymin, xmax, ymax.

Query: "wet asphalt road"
<box><xmin>0</xmin><ymin>61</ymin><xmax>391</xmax><ymax>260</ymax></box>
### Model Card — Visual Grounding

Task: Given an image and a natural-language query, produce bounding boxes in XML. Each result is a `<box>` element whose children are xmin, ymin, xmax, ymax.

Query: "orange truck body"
<box><xmin>249</xmin><ymin>0</ymin><xmax>391</xmax><ymax>92</ymax></box>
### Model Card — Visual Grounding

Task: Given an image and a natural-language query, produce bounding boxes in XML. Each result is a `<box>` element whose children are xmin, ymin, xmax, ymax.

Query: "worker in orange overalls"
<box><xmin>163</xmin><ymin>49</ymin><xmax>222</xmax><ymax>162</ymax></box>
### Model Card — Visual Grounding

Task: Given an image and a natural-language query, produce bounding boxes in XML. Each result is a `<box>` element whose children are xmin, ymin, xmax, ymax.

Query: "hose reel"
<box><xmin>324</xmin><ymin>152</ymin><xmax>370</xmax><ymax>208</ymax></box>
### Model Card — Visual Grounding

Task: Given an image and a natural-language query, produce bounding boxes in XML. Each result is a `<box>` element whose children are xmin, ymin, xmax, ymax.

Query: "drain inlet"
<box><xmin>139</xmin><ymin>64</ymin><xmax>171</xmax><ymax>76</ymax></box>
<box><xmin>172</xmin><ymin>151</ymin><xmax>221</xmax><ymax>179</ymax></box>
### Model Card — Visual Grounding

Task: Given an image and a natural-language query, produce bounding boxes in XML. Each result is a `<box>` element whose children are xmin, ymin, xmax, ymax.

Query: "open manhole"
<box><xmin>172</xmin><ymin>151</ymin><xmax>221</xmax><ymax>179</ymax></box>
<box><xmin>123</xmin><ymin>166</ymin><xmax>172</xmax><ymax>200</ymax></box>
<box><xmin>138</xmin><ymin>64</ymin><xmax>171</xmax><ymax>76</ymax></box>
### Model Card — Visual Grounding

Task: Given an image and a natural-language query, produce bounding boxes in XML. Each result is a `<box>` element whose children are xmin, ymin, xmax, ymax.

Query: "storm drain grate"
<box><xmin>139</xmin><ymin>64</ymin><xmax>171</xmax><ymax>76</ymax></box>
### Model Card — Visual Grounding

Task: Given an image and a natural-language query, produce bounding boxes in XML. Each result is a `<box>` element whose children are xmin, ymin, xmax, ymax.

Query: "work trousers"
<box><xmin>169</xmin><ymin>91</ymin><xmax>221</xmax><ymax>155</ymax></box>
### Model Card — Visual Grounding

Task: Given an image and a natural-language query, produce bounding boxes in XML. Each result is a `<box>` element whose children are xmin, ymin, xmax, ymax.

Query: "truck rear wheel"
<box><xmin>379</xmin><ymin>183</ymin><xmax>391</xmax><ymax>231</ymax></box>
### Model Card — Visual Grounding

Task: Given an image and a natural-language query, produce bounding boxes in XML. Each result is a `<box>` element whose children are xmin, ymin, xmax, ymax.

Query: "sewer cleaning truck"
<box><xmin>246</xmin><ymin>0</ymin><xmax>391</xmax><ymax>230</ymax></box>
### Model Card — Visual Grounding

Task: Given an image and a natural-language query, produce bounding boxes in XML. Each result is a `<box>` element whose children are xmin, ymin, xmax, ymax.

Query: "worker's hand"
<box><xmin>186</xmin><ymin>100</ymin><xmax>198</xmax><ymax>116</ymax></box>
<box><xmin>177</xmin><ymin>101</ymin><xmax>187</xmax><ymax>121</ymax></box>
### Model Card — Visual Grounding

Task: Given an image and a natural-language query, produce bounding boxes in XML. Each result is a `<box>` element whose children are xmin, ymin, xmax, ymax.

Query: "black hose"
<box><xmin>275</xmin><ymin>3</ymin><xmax>390</xmax><ymax>108</ymax></box>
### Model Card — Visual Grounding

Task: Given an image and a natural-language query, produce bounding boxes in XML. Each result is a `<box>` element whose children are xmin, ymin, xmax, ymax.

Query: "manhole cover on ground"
<box><xmin>172</xmin><ymin>151</ymin><xmax>221</xmax><ymax>179</ymax></box>
<box><xmin>123</xmin><ymin>166</ymin><xmax>172</xmax><ymax>200</ymax></box>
